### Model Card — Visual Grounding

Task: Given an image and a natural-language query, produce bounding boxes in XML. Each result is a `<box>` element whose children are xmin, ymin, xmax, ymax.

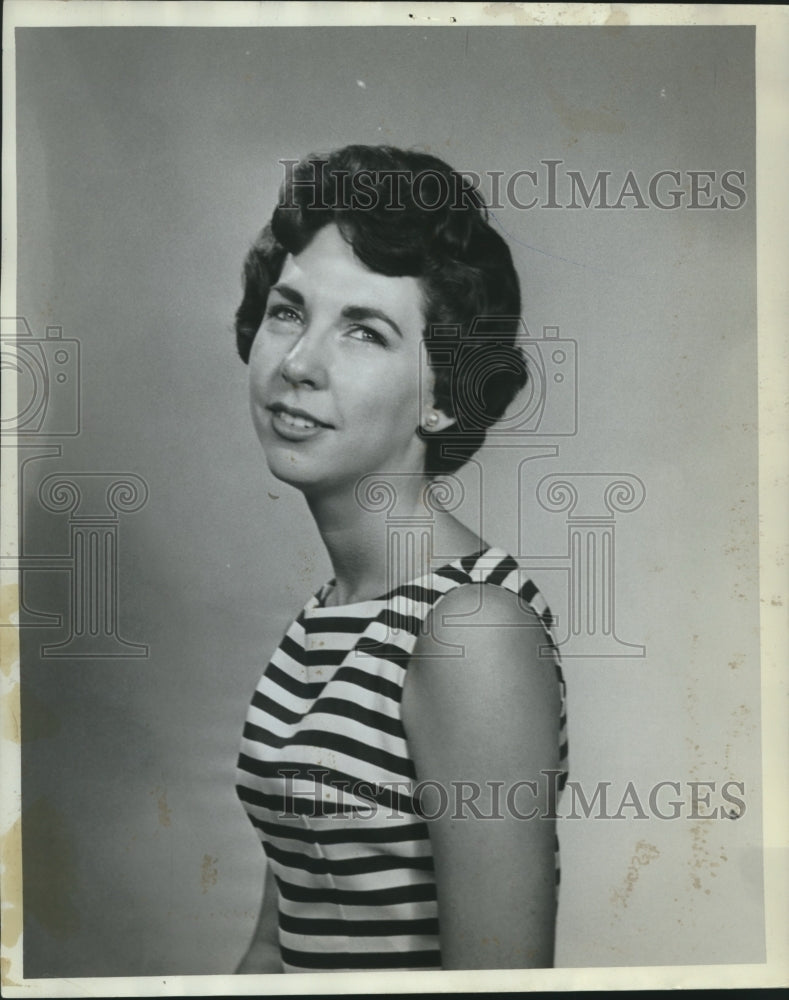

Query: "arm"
<box><xmin>235</xmin><ymin>860</ymin><xmax>282</xmax><ymax>974</ymax></box>
<box><xmin>401</xmin><ymin>583</ymin><xmax>561</xmax><ymax>970</ymax></box>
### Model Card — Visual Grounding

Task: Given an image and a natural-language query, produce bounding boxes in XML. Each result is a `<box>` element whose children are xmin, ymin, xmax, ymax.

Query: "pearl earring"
<box><xmin>424</xmin><ymin>412</ymin><xmax>439</xmax><ymax>429</ymax></box>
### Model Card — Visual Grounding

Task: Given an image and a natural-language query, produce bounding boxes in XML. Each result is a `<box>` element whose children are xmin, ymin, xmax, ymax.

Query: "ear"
<box><xmin>420</xmin><ymin>407</ymin><xmax>455</xmax><ymax>433</ymax></box>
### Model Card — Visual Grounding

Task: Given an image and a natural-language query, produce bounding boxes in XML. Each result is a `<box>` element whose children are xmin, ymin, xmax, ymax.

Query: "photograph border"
<box><xmin>1</xmin><ymin>2</ymin><xmax>787</xmax><ymax>995</ymax></box>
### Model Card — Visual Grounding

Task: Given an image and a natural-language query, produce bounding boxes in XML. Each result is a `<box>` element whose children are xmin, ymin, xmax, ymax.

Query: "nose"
<box><xmin>279</xmin><ymin>325</ymin><xmax>327</xmax><ymax>389</ymax></box>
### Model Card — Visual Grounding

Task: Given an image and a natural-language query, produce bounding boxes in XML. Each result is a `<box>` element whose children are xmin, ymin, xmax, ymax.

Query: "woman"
<box><xmin>234</xmin><ymin>145</ymin><xmax>568</xmax><ymax>973</ymax></box>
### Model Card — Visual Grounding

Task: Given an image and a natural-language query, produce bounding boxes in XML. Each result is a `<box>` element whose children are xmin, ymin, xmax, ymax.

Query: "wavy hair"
<box><xmin>234</xmin><ymin>144</ymin><xmax>527</xmax><ymax>475</ymax></box>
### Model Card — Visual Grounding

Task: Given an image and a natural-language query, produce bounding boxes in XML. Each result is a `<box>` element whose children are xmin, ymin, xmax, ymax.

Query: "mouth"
<box><xmin>266</xmin><ymin>402</ymin><xmax>334</xmax><ymax>439</ymax></box>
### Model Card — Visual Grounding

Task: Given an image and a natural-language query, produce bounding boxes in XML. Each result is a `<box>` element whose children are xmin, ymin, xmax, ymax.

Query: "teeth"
<box><xmin>277</xmin><ymin>410</ymin><xmax>319</xmax><ymax>429</ymax></box>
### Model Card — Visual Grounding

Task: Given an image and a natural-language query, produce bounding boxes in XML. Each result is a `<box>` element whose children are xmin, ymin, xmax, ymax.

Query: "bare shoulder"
<box><xmin>426</xmin><ymin>577</ymin><xmax>542</xmax><ymax>629</ymax></box>
<box><xmin>402</xmin><ymin>583</ymin><xmax>561</xmax><ymax>773</ymax></box>
<box><xmin>414</xmin><ymin>581</ymin><xmax>555</xmax><ymax>679</ymax></box>
<box><xmin>401</xmin><ymin>583</ymin><xmax>561</xmax><ymax>969</ymax></box>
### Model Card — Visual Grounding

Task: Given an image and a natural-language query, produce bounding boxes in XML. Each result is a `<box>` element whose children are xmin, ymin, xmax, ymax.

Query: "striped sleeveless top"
<box><xmin>236</xmin><ymin>546</ymin><xmax>568</xmax><ymax>973</ymax></box>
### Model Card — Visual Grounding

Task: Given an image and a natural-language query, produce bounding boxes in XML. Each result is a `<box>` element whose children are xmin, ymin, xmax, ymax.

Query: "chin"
<box><xmin>264</xmin><ymin>452</ymin><xmax>314</xmax><ymax>489</ymax></box>
<box><xmin>261</xmin><ymin>447</ymin><xmax>335</xmax><ymax>494</ymax></box>
<box><xmin>261</xmin><ymin>436</ymin><xmax>425</xmax><ymax>497</ymax></box>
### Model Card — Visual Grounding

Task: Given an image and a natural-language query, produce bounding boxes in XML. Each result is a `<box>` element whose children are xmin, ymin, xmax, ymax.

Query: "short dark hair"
<box><xmin>234</xmin><ymin>144</ymin><xmax>527</xmax><ymax>475</ymax></box>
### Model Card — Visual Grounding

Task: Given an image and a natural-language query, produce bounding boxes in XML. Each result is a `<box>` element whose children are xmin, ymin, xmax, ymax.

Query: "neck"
<box><xmin>304</xmin><ymin>474</ymin><xmax>439</xmax><ymax>605</ymax></box>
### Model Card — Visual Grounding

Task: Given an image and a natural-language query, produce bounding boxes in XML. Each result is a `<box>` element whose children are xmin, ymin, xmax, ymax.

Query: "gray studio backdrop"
<box><xmin>15</xmin><ymin>26</ymin><xmax>761</xmax><ymax>976</ymax></box>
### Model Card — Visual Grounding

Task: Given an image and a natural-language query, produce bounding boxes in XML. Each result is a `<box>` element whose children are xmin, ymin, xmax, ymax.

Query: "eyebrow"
<box><xmin>341</xmin><ymin>306</ymin><xmax>403</xmax><ymax>340</ymax></box>
<box><xmin>270</xmin><ymin>284</ymin><xmax>304</xmax><ymax>306</ymax></box>
<box><xmin>269</xmin><ymin>285</ymin><xmax>404</xmax><ymax>339</ymax></box>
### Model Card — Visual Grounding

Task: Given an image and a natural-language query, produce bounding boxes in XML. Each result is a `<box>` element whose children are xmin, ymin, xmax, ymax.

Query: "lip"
<box><xmin>267</xmin><ymin>402</ymin><xmax>334</xmax><ymax>441</ymax></box>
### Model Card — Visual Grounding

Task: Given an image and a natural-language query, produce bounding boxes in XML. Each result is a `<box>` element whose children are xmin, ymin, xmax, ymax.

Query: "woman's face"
<box><xmin>249</xmin><ymin>224</ymin><xmax>438</xmax><ymax>495</ymax></box>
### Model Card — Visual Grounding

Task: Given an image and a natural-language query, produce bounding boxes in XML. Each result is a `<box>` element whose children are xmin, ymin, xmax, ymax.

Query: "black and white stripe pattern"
<box><xmin>236</xmin><ymin>547</ymin><xmax>568</xmax><ymax>972</ymax></box>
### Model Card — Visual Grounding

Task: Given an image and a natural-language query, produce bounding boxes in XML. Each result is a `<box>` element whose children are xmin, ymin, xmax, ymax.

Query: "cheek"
<box><xmin>419</xmin><ymin>344</ymin><xmax>436</xmax><ymax>399</ymax></box>
<box><xmin>367</xmin><ymin>376</ymin><xmax>423</xmax><ymax>431</ymax></box>
<box><xmin>248</xmin><ymin>335</ymin><xmax>279</xmax><ymax>385</ymax></box>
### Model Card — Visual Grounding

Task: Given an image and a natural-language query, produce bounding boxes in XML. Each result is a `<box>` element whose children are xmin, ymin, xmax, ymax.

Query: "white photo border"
<box><xmin>1</xmin><ymin>2</ymin><xmax>787</xmax><ymax>995</ymax></box>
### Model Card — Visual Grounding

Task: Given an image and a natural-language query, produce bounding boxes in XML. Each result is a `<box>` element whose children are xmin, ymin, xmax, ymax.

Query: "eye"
<box><xmin>264</xmin><ymin>303</ymin><xmax>303</xmax><ymax>325</ymax></box>
<box><xmin>347</xmin><ymin>325</ymin><xmax>387</xmax><ymax>347</ymax></box>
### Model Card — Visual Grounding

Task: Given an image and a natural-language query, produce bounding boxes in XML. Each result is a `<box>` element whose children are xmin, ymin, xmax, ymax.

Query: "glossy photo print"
<box><xmin>1</xmin><ymin>2</ymin><xmax>786</xmax><ymax>996</ymax></box>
